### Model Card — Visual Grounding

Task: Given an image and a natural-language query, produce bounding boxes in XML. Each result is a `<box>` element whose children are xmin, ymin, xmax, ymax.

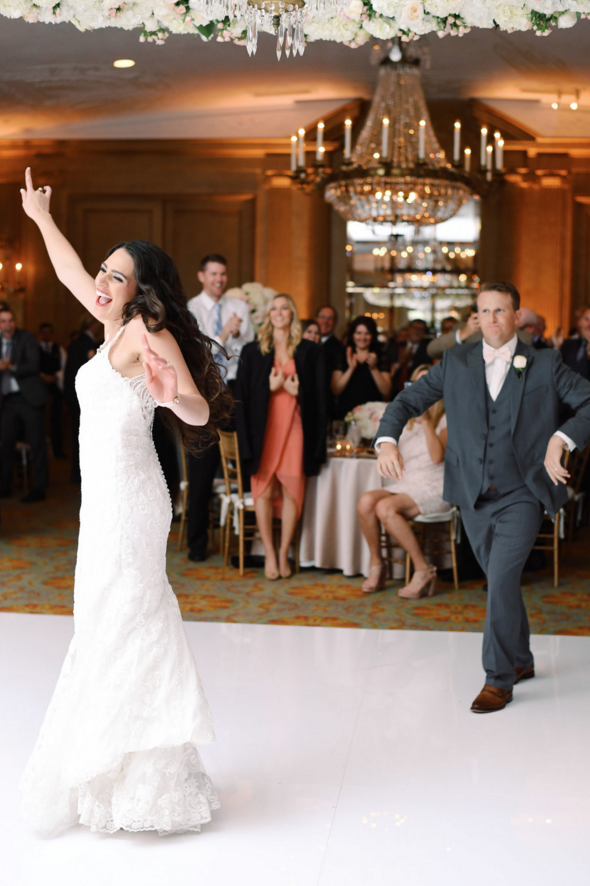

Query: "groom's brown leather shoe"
<box><xmin>471</xmin><ymin>685</ymin><xmax>513</xmax><ymax>713</ymax></box>
<box><xmin>514</xmin><ymin>665</ymin><xmax>535</xmax><ymax>684</ymax></box>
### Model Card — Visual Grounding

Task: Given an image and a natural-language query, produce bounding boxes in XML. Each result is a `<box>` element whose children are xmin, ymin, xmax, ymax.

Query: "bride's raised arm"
<box><xmin>21</xmin><ymin>167</ymin><xmax>98</xmax><ymax>317</ymax></box>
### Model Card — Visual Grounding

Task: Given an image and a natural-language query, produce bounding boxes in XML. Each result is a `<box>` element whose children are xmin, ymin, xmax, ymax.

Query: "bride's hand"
<box><xmin>20</xmin><ymin>167</ymin><xmax>52</xmax><ymax>221</ymax></box>
<box><xmin>142</xmin><ymin>334</ymin><xmax>179</xmax><ymax>405</ymax></box>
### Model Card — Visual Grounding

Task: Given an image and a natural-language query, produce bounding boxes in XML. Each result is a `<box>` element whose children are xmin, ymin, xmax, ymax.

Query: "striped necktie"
<box><xmin>212</xmin><ymin>302</ymin><xmax>227</xmax><ymax>370</ymax></box>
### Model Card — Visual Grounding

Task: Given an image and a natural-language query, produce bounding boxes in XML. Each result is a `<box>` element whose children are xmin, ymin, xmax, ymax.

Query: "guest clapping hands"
<box><xmin>331</xmin><ymin>316</ymin><xmax>391</xmax><ymax>420</ymax></box>
<box><xmin>235</xmin><ymin>294</ymin><xmax>326</xmax><ymax>580</ymax></box>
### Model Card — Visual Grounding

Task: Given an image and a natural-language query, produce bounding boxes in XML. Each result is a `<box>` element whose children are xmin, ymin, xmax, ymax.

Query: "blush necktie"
<box><xmin>483</xmin><ymin>345</ymin><xmax>512</xmax><ymax>365</ymax></box>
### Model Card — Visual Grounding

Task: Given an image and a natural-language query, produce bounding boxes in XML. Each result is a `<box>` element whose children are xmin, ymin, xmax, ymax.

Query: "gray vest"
<box><xmin>481</xmin><ymin>380</ymin><xmax>525</xmax><ymax>495</ymax></box>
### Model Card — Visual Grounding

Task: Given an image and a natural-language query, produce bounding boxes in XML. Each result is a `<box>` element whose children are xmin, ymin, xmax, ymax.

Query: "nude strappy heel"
<box><xmin>398</xmin><ymin>566</ymin><xmax>437</xmax><ymax>599</ymax></box>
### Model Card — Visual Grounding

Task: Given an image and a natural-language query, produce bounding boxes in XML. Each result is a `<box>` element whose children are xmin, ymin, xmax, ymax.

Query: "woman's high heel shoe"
<box><xmin>362</xmin><ymin>564</ymin><xmax>387</xmax><ymax>594</ymax></box>
<box><xmin>398</xmin><ymin>566</ymin><xmax>437</xmax><ymax>599</ymax></box>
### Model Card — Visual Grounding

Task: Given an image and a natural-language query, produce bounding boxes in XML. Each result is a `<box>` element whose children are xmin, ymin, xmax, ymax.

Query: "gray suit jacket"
<box><xmin>427</xmin><ymin>326</ymin><xmax>533</xmax><ymax>360</ymax></box>
<box><xmin>374</xmin><ymin>339</ymin><xmax>590</xmax><ymax>516</ymax></box>
<box><xmin>0</xmin><ymin>329</ymin><xmax>48</xmax><ymax>409</ymax></box>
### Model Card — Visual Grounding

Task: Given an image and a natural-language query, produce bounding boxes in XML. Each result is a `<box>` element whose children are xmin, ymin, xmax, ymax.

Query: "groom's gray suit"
<box><xmin>375</xmin><ymin>338</ymin><xmax>590</xmax><ymax>689</ymax></box>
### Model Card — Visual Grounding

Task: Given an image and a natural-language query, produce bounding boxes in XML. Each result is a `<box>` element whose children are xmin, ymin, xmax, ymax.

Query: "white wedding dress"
<box><xmin>20</xmin><ymin>327</ymin><xmax>220</xmax><ymax>837</ymax></box>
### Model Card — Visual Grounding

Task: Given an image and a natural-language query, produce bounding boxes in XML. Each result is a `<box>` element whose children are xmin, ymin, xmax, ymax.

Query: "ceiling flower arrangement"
<box><xmin>0</xmin><ymin>0</ymin><xmax>586</xmax><ymax>48</ymax></box>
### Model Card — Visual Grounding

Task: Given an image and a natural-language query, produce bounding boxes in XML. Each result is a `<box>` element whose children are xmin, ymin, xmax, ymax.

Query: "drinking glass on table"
<box><xmin>347</xmin><ymin>420</ymin><xmax>362</xmax><ymax>449</ymax></box>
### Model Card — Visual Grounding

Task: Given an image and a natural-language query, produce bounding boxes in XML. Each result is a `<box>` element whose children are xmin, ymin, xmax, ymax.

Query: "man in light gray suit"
<box><xmin>375</xmin><ymin>282</ymin><xmax>590</xmax><ymax>713</ymax></box>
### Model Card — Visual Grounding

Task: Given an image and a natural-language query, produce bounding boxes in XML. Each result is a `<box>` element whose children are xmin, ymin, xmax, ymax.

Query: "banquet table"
<box><xmin>299</xmin><ymin>455</ymin><xmax>404</xmax><ymax>578</ymax></box>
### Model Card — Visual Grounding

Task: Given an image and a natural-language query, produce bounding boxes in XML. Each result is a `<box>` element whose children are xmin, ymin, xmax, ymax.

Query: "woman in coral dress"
<box><xmin>235</xmin><ymin>294</ymin><xmax>326</xmax><ymax>579</ymax></box>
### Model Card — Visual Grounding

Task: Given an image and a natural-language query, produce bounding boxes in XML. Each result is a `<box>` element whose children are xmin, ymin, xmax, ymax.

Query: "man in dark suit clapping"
<box><xmin>374</xmin><ymin>282</ymin><xmax>590</xmax><ymax>713</ymax></box>
<box><xmin>0</xmin><ymin>307</ymin><xmax>49</xmax><ymax>502</ymax></box>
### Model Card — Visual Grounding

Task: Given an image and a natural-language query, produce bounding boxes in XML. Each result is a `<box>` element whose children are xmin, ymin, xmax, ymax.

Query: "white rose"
<box><xmin>424</xmin><ymin>0</ymin><xmax>460</xmax><ymax>16</ymax></box>
<box><xmin>513</xmin><ymin>355</ymin><xmax>527</xmax><ymax>370</ymax></box>
<box><xmin>558</xmin><ymin>10</ymin><xmax>578</xmax><ymax>28</ymax></box>
<box><xmin>364</xmin><ymin>15</ymin><xmax>399</xmax><ymax>37</ymax></box>
<box><xmin>492</xmin><ymin>4</ymin><xmax>532</xmax><ymax>31</ymax></box>
<box><xmin>371</xmin><ymin>0</ymin><xmax>398</xmax><ymax>15</ymax></box>
<box><xmin>345</xmin><ymin>0</ymin><xmax>364</xmax><ymax>20</ymax></box>
<box><xmin>461</xmin><ymin>0</ymin><xmax>496</xmax><ymax>28</ymax></box>
<box><xmin>399</xmin><ymin>0</ymin><xmax>424</xmax><ymax>28</ymax></box>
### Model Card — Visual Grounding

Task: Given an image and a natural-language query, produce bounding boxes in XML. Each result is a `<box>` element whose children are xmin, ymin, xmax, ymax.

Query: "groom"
<box><xmin>375</xmin><ymin>282</ymin><xmax>590</xmax><ymax>713</ymax></box>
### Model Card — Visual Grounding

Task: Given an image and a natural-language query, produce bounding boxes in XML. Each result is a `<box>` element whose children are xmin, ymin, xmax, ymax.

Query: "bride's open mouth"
<box><xmin>96</xmin><ymin>290</ymin><xmax>113</xmax><ymax>307</ymax></box>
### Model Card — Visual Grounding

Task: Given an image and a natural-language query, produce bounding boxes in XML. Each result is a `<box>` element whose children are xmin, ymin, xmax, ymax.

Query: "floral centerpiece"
<box><xmin>344</xmin><ymin>401</ymin><xmax>387</xmax><ymax>442</ymax></box>
<box><xmin>1</xmin><ymin>1</ymin><xmax>584</xmax><ymax>48</ymax></box>
<box><xmin>225</xmin><ymin>281</ymin><xmax>277</xmax><ymax>331</ymax></box>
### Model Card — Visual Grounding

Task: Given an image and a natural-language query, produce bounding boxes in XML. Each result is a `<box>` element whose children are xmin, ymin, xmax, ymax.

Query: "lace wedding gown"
<box><xmin>20</xmin><ymin>328</ymin><xmax>220</xmax><ymax>837</ymax></box>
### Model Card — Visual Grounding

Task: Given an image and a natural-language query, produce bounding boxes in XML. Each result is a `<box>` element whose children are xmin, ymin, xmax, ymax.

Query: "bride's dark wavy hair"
<box><xmin>107</xmin><ymin>240</ymin><xmax>233</xmax><ymax>452</ymax></box>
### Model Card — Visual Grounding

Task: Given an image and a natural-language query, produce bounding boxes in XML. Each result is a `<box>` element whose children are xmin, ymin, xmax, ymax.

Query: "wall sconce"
<box><xmin>551</xmin><ymin>92</ymin><xmax>561</xmax><ymax>110</ymax></box>
<box><xmin>570</xmin><ymin>89</ymin><xmax>580</xmax><ymax>111</ymax></box>
<box><xmin>0</xmin><ymin>256</ymin><xmax>25</xmax><ymax>295</ymax></box>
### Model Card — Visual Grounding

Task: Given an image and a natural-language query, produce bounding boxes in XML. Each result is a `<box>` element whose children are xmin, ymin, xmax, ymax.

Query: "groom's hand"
<box><xmin>377</xmin><ymin>442</ymin><xmax>404</xmax><ymax>480</ymax></box>
<box><xmin>544</xmin><ymin>435</ymin><xmax>570</xmax><ymax>486</ymax></box>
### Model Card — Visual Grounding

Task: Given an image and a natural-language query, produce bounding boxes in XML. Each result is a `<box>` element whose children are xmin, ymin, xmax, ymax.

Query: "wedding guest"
<box><xmin>64</xmin><ymin>315</ymin><xmax>103</xmax><ymax>483</ymax></box>
<box><xmin>235</xmin><ymin>294</ymin><xmax>326</xmax><ymax>579</ymax></box>
<box><xmin>440</xmin><ymin>316</ymin><xmax>457</xmax><ymax>335</ymax></box>
<box><xmin>38</xmin><ymin>322</ymin><xmax>66</xmax><ymax>458</ymax></box>
<box><xmin>0</xmin><ymin>307</ymin><xmax>49</xmax><ymax>502</ymax></box>
<box><xmin>186</xmin><ymin>254</ymin><xmax>254</xmax><ymax>561</ymax></box>
<box><xmin>357</xmin><ymin>364</ymin><xmax>447</xmax><ymax>597</ymax></box>
<box><xmin>386</xmin><ymin>318</ymin><xmax>432</xmax><ymax>395</ymax></box>
<box><xmin>561</xmin><ymin>305</ymin><xmax>590</xmax><ymax>379</ymax></box>
<box><xmin>302</xmin><ymin>319</ymin><xmax>321</xmax><ymax>343</ymax></box>
<box><xmin>315</xmin><ymin>304</ymin><xmax>344</xmax><ymax>420</ymax></box>
<box><xmin>534</xmin><ymin>315</ymin><xmax>551</xmax><ymax>349</ymax></box>
<box><xmin>331</xmin><ymin>316</ymin><xmax>391</xmax><ymax>420</ymax></box>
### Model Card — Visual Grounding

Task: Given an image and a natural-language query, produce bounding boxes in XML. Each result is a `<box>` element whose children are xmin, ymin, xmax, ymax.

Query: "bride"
<box><xmin>19</xmin><ymin>168</ymin><xmax>231</xmax><ymax>837</ymax></box>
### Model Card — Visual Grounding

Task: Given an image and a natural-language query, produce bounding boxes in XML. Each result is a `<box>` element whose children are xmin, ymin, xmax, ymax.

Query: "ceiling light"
<box><xmin>113</xmin><ymin>59</ymin><xmax>135</xmax><ymax>68</ymax></box>
<box><xmin>571</xmin><ymin>90</ymin><xmax>580</xmax><ymax>111</ymax></box>
<box><xmin>551</xmin><ymin>102</ymin><xmax>559</xmax><ymax>110</ymax></box>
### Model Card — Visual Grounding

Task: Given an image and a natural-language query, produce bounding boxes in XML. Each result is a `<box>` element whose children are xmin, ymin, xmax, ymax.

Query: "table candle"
<box><xmin>344</xmin><ymin>119</ymin><xmax>352</xmax><ymax>160</ymax></box>
<box><xmin>298</xmin><ymin>128</ymin><xmax>305</xmax><ymax>168</ymax></box>
<box><xmin>453</xmin><ymin>121</ymin><xmax>461</xmax><ymax>163</ymax></box>
<box><xmin>486</xmin><ymin>144</ymin><xmax>493</xmax><ymax>180</ymax></box>
<box><xmin>464</xmin><ymin>147</ymin><xmax>471</xmax><ymax>173</ymax></box>
<box><xmin>418</xmin><ymin>119</ymin><xmax>425</xmax><ymax>161</ymax></box>
<box><xmin>496</xmin><ymin>137</ymin><xmax>504</xmax><ymax>171</ymax></box>
<box><xmin>290</xmin><ymin>135</ymin><xmax>297</xmax><ymax>171</ymax></box>
<box><xmin>316</xmin><ymin>121</ymin><xmax>324</xmax><ymax>162</ymax></box>
<box><xmin>381</xmin><ymin>117</ymin><xmax>389</xmax><ymax>160</ymax></box>
<box><xmin>480</xmin><ymin>127</ymin><xmax>488</xmax><ymax>168</ymax></box>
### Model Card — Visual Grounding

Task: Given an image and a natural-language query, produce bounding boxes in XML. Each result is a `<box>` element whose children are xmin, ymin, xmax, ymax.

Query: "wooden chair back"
<box><xmin>218</xmin><ymin>430</ymin><xmax>245</xmax><ymax>499</ymax></box>
<box><xmin>568</xmin><ymin>444</ymin><xmax>590</xmax><ymax>496</ymax></box>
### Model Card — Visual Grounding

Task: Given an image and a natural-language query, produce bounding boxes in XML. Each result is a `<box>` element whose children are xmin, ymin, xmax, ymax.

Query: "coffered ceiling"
<box><xmin>1</xmin><ymin>16</ymin><xmax>590</xmax><ymax>139</ymax></box>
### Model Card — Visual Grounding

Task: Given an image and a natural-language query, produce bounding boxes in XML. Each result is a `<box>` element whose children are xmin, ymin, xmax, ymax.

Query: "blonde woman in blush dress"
<box><xmin>235</xmin><ymin>295</ymin><xmax>326</xmax><ymax>580</ymax></box>
<box><xmin>357</xmin><ymin>364</ymin><xmax>448</xmax><ymax>598</ymax></box>
<box><xmin>18</xmin><ymin>169</ymin><xmax>232</xmax><ymax>837</ymax></box>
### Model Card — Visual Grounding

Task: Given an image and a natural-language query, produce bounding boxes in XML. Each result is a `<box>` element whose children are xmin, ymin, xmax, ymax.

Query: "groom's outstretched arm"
<box><xmin>373</xmin><ymin>359</ymin><xmax>445</xmax><ymax>479</ymax></box>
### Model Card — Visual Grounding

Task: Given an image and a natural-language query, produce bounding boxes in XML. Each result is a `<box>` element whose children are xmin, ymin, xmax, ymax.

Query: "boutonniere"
<box><xmin>513</xmin><ymin>355</ymin><xmax>527</xmax><ymax>381</ymax></box>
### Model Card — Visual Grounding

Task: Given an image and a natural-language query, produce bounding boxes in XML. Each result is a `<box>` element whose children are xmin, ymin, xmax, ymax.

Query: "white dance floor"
<box><xmin>2</xmin><ymin>613</ymin><xmax>590</xmax><ymax>886</ymax></box>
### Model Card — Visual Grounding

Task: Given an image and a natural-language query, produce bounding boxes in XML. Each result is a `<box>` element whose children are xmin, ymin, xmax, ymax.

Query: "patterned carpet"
<box><xmin>1</xmin><ymin>461</ymin><xmax>590</xmax><ymax>634</ymax></box>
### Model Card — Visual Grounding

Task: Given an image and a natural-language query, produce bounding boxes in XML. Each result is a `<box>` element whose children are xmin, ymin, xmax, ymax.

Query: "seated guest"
<box><xmin>0</xmin><ymin>307</ymin><xmax>49</xmax><ymax>502</ymax></box>
<box><xmin>315</xmin><ymin>305</ymin><xmax>343</xmax><ymax>420</ymax></box>
<box><xmin>37</xmin><ymin>322</ymin><xmax>66</xmax><ymax>458</ymax></box>
<box><xmin>331</xmin><ymin>316</ymin><xmax>391</xmax><ymax>419</ymax></box>
<box><xmin>357</xmin><ymin>364</ymin><xmax>447</xmax><ymax>598</ymax></box>
<box><xmin>236</xmin><ymin>294</ymin><xmax>326</xmax><ymax>580</ymax></box>
<box><xmin>302</xmin><ymin>319</ymin><xmax>321</xmax><ymax>343</ymax></box>
<box><xmin>385</xmin><ymin>317</ymin><xmax>432</xmax><ymax>395</ymax></box>
<box><xmin>561</xmin><ymin>305</ymin><xmax>590</xmax><ymax>379</ymax></box>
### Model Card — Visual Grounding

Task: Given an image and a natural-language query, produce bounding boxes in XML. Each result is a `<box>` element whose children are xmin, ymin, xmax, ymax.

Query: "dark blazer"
<box><xmin>321</xmin><ymin>334</ymin><xmax>345</xmax><ymax>373</ymax></box>
<box><xmin>64</xmin><ymin>332</ymin><xmax>97</xmax><ymax>403</ymax></box>
<box><xmin>386</xmin><ymin>338</ymin><xmax>432</xmax><ymax>396</ymax></box>
<box><xmin>560</xmin><ymin>337</ymin><xmax>590</xmax><ymax>379</ymax></box>
<box><xmin>235</xmin><ymin>338</ymin><xmax>327</xmax><ymax>477</ymax></box>
<box><xmin>0</xmin><ymin>329</ymin><xmax>48</xmax><ymax>409</ymax></box>
<box><xmin>374</xmin><ymin>339</ymin><xmax>590</xmax><ymax>516</ymax></box>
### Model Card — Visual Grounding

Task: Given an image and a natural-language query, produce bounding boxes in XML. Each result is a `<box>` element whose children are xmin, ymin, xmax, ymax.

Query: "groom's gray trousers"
<box><xmin>461</xmin><ymin>485</ymin><xmax>544</xmax><ymax>691</ymax></box>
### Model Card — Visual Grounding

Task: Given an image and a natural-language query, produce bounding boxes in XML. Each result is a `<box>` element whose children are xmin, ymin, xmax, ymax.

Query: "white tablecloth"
<box><xmin>300</xmin><ymin>457</ymin><xmax>390</xmax><ymax>578</ymax></box>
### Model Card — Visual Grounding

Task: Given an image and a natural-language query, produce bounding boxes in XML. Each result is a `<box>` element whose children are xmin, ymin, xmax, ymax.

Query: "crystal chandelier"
<box><xmin>193</xmin><ymin>0</ymin><xmax>345</xmax><ymax>60</ymax></box>
<box><xmin>291</xmin><ymin>43</ymin><xmax>495</xmax><ymax>226</ymax></box>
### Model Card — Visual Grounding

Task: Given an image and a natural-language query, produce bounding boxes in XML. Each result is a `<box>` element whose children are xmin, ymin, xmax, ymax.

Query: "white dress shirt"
<box><xmin>376</xmin><ymin>334</ymin><xmax>575</xmax><ymax>451</ymax></box>
<box><xmin>187</xmin><ymin>291</ymin><xmax>255</xmax><ymax>383</ymax></box>
<box><xmin>1</xmin><ymin>336</ymin><xmax>19</xmax><ymax>394</ymax></box>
